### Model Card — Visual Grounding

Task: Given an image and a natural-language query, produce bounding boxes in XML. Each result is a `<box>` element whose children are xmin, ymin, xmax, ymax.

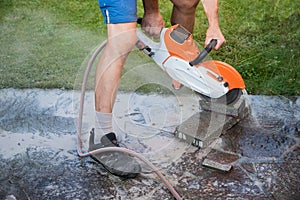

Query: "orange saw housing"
<box><xmin>163</xmin><ymin>24</ymin><xmax>245</xmax><ymax>91</ymax></box>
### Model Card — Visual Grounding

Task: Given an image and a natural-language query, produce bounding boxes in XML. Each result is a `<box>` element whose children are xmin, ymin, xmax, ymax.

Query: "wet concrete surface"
<box><xmin>0</xmin><ymin>88</ymin><xmax>299</xmax><ymax>200</ymax></box>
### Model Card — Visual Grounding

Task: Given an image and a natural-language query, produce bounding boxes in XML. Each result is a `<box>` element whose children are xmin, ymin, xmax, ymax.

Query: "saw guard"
<box><xmin>198</xmin><ymin>60</ymin><xmax>245</xmax><ymax>91</ymax></box>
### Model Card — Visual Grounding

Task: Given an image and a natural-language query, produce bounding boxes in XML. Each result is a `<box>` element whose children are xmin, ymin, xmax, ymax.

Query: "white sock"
<box><xmin>94</xmin><ymin>111</ymin><xmax>113</xmax><ymax>143</ymax></box>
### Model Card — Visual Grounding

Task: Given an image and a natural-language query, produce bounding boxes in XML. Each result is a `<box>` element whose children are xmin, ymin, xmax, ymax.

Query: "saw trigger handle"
<box><xmin>189</xmin><ymin>39</ymin><xmax>217</xmax><ymax>66</ymax></box>
<box><xmin>136</xmin><ymin>40</ymin><xmax>154</xmax><ymax>57</ymax></box>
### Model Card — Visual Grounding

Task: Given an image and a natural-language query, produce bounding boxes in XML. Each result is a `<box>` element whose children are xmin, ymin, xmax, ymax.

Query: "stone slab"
<box><xmin>199</xmin><ymin>93</ymin><xmax>250</xmax><ymax>117</ymax></box>
<box><xmin>202</xmin><ymin>149</ymin><xmax>240</xmax><ymax>172</ymax></box>
<box><xmin>175</xmin><ymin>95</ymin><xmax>251</xmax><ymax>148</ymax></box>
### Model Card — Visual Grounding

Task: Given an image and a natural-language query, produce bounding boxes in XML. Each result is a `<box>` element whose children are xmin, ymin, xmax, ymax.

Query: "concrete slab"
<box><xmin>175</xmin><ymin>94</ymin><xmax>251</xmax><ymax>148</ymax></box>
<box><xmin>199</xmin><ymin>92</ymin><xmax>249</xmax><ymax>117</ymax></box>
<box><xmin>202</xmin><ymin>149</ymin><xmax>239</xmax><ymax>172</ymax></box>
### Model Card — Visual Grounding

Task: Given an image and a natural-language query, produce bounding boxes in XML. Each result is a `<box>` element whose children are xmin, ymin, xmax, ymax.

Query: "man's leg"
<box><xmin>95</xmin><ymin>23</ymin><xmax>137</xmax><ymax>114</ymax></box>
<box><xmin>170</xmin><ymin>0</ymin><xmax>200</xmax><ymax>33</ymax></box>
<box><xmin>94</xmin><ymin>23</ymin><xmax>137</xmax><ymax>140</ymax></box>
<box><xmin>90</xmin><ymin>22</ymin><xmax>141</xmax><ymax>179</ymax></box>
<box><xmin>169</xmin><ymin>0</ymin><xmax>200</xmax><ymax>89</ymax></box>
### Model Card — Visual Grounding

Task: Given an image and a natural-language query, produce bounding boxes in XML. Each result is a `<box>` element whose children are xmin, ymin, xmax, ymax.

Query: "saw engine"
<box><xmin>136</xmin><ymin>22</ymin><xmax>245</xmax><ymax>104</ymax></box>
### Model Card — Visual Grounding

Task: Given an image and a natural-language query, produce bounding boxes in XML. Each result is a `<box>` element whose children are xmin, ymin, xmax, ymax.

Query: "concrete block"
<box><xmin>202</xmin><ymin>149</ymin><xmax>239</xmax><ymax>172</ymax></box>
<box><xmin>175</xmin><ymin>94</ymin><xmax>251</xmax><ymax>148</ymax></box>
<box><xmin>199</xmin><ymin>94</ymin><xmax>249</xmax><ymax>118</ymax></box>
<box><xmin>175</xmin><ymin>111</ymin><xmax>235</xmax><ymax>148</ymax></box>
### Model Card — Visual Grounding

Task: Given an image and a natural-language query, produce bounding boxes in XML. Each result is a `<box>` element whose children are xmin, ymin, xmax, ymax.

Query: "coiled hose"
<box><xmin>76</xmin><ymin>40</ymin><xmax>182</xmax><ymax>200</ymax></box>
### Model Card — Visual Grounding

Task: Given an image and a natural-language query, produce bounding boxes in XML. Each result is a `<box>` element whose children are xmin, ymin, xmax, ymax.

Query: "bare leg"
<box><xmin>95</xmin><ymin>22</ymin><xmax>137</xmax><ymax>113</ymax></box>
<box><xmin>170</xmin><ymin>0</ymin><xmax>200</xmax><ymax>33</ymax></box>
<box><xmin>91</xmin><ymin>22</ymin><xmax>141</xmax><ymax>179</ymax></box>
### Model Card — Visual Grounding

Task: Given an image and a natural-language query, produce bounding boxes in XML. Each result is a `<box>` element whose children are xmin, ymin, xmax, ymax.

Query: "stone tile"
<box><xmin>202</xmin><ymin>149</ymin><xmax>240</xmax><ymax>172</ymax></box>
<box><xmin>175</xmin><ymin>94</ymin><xmax>250</xmax><ymax>148</ymax></box>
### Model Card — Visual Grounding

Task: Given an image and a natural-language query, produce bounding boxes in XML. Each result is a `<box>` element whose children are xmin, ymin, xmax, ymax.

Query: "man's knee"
<box><xmin>107</xmin><ymin>23</ymin><xmax>137</xmax><ymax>56</ymax></box>
<box><xmin>171</xmin><ymin>0</ymin><xmax>200</xmax><ymax>10</ymax></box>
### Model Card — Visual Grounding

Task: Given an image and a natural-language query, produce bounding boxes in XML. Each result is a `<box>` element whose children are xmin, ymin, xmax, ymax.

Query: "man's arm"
<box><xmin>143</xmin><ymin>0</ymin><xmax>159</xmax><ymax>14</ymax></box>
<box><xmin>142</xmin><ymin>0</ymin><xmax>164</xmax><ymax>38</ymax></box>
<box><xmin>201</xmin><ymin>0</ymin><xmax>225</xmax><ymax>50</ymax></box>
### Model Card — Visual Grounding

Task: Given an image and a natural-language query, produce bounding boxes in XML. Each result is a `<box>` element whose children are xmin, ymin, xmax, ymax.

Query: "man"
<box><xmin>89</xmin><ymin>0</ymin><xmax>226</xmax><ymax>178</ymax></box>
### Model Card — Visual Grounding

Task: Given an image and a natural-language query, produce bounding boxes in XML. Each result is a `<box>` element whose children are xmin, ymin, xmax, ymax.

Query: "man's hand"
<box><xmin>201</xmin><ymin>0</ymin><xmax>225</xmax><ymax>50</ymax></box>
<box><xmin>205</xmin><ymin>25</ymin><xmax>226</xmax><ymax>50</ymax></box>
<box><xmin>142</xmin><ymin>13</ymin><xmax>164</xmax><ymax>39</ymax></box>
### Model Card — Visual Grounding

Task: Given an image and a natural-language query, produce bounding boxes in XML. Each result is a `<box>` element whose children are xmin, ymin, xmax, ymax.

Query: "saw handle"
<box><xmin>189</xmin><ymin>39</ymin><xmax>217</xmax><ymax>66</ymax></box>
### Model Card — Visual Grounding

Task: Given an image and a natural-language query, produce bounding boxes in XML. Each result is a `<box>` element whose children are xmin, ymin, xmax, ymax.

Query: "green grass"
<box><xmin>0</xmin><ymin>0</ymin><xmax>104</xmax><ymax>89</ymax></box>
<box><xmin>0</xmin><ymin>0</ymin><xmax>299</xmax><ymax>95</ymax></box>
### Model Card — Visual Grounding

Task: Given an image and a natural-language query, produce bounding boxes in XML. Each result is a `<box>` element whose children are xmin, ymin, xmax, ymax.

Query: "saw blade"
<box><xmin>198</xmin><ymin>88</ymin><xmax>242</xmax><ymax>105</ymax></box>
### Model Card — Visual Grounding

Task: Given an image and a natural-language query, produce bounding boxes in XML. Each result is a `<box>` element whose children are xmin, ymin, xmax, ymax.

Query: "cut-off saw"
<box><xmin>136</xmin><ymin>20</ymin><xmax>245</xmax><ymax>104</ymax></box>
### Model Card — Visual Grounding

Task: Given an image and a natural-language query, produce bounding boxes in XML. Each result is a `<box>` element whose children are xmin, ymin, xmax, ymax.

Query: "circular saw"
<box><xmin>136</xmin><ymin>22</ymin><xmax>245</xmax><ymax>104</ymax></box>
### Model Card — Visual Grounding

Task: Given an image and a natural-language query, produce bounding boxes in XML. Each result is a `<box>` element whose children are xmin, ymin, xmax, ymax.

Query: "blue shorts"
<box><xmin>98</xmin><ymin>0</ymin><xmax>137</xmax><ymax>24</ymax></box>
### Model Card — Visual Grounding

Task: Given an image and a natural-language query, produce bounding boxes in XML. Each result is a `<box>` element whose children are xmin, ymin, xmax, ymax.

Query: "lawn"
<box><xmin>0</xmin><ymin>0</ymin><xmax>299</xmax><ymax>95</ymax></box>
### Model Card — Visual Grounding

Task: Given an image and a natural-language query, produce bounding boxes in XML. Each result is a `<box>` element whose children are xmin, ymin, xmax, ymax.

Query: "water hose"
<box><xmin>76</xmin><ymin>40</ymin><xmax>182</xmax><ymax>200</ymax></box>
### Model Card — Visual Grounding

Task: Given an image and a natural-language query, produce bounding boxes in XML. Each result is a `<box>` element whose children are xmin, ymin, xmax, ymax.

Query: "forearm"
<box><xmin>143</xmin><ymin>0</ymin><xmax>159</xmax><ymax>14</ymax></box>
<box><xmin>142</xmin><ymin>0</ymin><xmax>164</xmax><ymax>37</ymax></box>
<box><xmin>201</xmin><ymin>0</ymin><xmax>225</xmax><ymax>50</ymax></box>
<box><xmin>201</xmin><ymin>0</ymin><xmax>219</xmax><ymax>28</ymax></box>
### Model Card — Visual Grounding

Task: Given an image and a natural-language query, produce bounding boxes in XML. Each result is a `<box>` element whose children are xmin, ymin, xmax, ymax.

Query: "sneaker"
<box><xmin>88</xmin><ymin>128</ymin><xmax>141</xmax><ymax>179</ymax></box>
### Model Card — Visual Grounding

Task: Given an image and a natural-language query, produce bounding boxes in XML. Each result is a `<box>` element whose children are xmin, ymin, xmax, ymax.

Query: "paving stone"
<box><xmin>202</xmin><ymin>149</ymin><xmax>239</xmax><ymax>172</ymax></box>
<box><xmin>175</xmin><ymin>94</ymin><xmax>251</xmax><ymax>148</ymax></box>
<box><xmin>199</xmin><ymin>93</ymin><xmax>249</xmax><ymax>117</ymax></box>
